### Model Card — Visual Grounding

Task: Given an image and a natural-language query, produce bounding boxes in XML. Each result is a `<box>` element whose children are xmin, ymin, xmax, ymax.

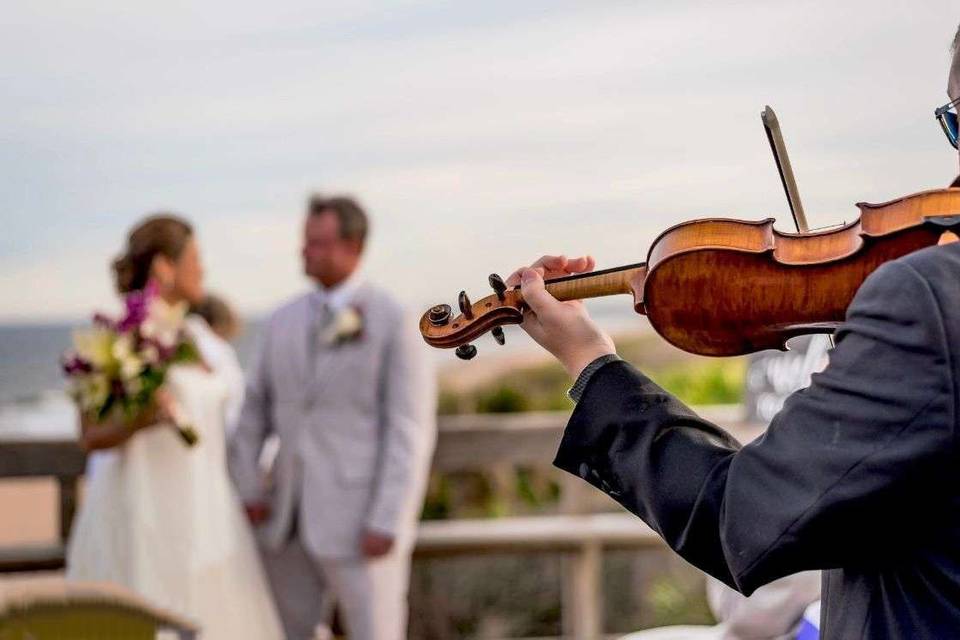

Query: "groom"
<box><xmin>229</xmin><ymin>194</ymin><xmax>436</xmax><ymax>640</ymax></box>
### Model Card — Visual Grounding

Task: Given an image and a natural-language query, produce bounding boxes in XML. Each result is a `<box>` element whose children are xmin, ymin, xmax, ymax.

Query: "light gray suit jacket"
<box><xmin>228</xmin><ymin>283</ymin><xmax>436</xmax><ymax>558</ymax></box>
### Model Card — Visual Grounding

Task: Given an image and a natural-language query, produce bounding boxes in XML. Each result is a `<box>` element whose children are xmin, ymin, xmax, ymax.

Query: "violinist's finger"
<box><xmin>526</xmin><ymin>258</ymin><xmax>561</xmax><ymax>280</ymax></box>
<box><xmin>531</xmin><ymin>255</ymin><xmax>568</xmax><ymax>271</ymax></box>
<box><xmin>506</xmin><ymin>254</ymin><xmax>591</xmax><ymax>287</ymax></box>
<box><xmin>506</xmin><ymin>265</ymin><xmax>546</xmax><ymax>287</ymax></box>
<box><xmin>559</xmin><ymin>255</ymin><xmax>595</xmax><ymax>275</ymax></box>
<box><xmin>519</xmin><ymin>268</ymin><xmax>558</xmax><ymax>317</ymax></box>
<box><xmin>539</xmin><ymin>257</ymin><xmax>595</xmax><ymax>283</ymax></box>
<box><xmin>505</xmin><ymin>255</ymin><xmax>568</xmax><ymax>287</ymax></box>
<box><xmin>505</xmin><ymin>265</ymin><xmax>532</xmax><ymax>287</ymax></box>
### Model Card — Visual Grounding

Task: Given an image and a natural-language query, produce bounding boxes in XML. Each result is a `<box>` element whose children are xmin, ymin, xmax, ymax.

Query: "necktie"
<box><xmin>308</xmin><ymin>300</ymin><xmax>334</xmax><ymax>377</ymax></box>
<box><xmin>316</xmin><ymin>300</ymin><xmax>334</xmax><ymax>335</ymax></box>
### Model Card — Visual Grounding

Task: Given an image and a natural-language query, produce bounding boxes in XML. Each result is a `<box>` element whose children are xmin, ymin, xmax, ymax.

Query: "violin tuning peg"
<box><xmin>458</xmin><ymin>290</ymin><xmax>474</xmax><ymax>319</ymax></box>
<box><xmin>491</xmin><ymin>326</ymin><xmax>505</xmax><ymax>345</ymax></box>
<box><xmin>488</xmin><ymin>273</ymin><xmax>507</xmax><ymax>301</ymax></box>
<box><xmin>428</xmin><ymin>304</ymin><xmax>452</xmax><ymax>326</ymax></box>
<box><xmin>455</xmin><ymin>344</ymin><xmax>478</xmax><ymax>360</ymax></box>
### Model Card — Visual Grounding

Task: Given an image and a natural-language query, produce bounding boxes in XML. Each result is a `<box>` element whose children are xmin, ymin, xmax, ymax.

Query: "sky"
<box><xmin>2</xmin><ymin>0</ymin><xmax>958</xmax><ymax>325</ymax></box>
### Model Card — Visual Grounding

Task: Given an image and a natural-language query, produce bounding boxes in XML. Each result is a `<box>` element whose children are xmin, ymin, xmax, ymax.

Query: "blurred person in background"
<box><xmin>620</xmin><ymin>572</ymin><xmax>820</xmax><ymax>640</ymax></box>
<box><xmin>193</xmin><ymin>292</ymin><xmax>245</xmax><ymax>431</ymax></box>
<box><xmin>229</xmin><ymin>194</ymin><xmax>436</xmax><ymax>640</ymax></box>
<box><xmin>194</xmin><ymin>292</ymin><xmax>242</xmax><ymax>342</ymax></box>
<box><xmin>67</xmin><ymin>215</ymin><xmax>284</xmax><ymax>639</ymax></box>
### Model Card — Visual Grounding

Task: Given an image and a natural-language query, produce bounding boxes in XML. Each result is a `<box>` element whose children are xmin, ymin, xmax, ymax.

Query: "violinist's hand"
<box><xmin>505</xmin><ymin>255</ymin><xmax>616</xmax><ymax>378</ymax></box>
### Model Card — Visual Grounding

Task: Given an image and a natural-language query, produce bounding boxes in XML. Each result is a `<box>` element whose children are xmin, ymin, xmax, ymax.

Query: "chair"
<box><xmin>0</xmin><ymin>576</ymin><xmax>198</xmax><ymax>640</ymax></box>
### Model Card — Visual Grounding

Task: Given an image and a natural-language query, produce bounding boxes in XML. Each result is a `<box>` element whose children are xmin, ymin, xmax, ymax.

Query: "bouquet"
<box><xmin>61</xmin><ymin>283</ymin><xmax>200</xmax><ymax>446</ymax></box>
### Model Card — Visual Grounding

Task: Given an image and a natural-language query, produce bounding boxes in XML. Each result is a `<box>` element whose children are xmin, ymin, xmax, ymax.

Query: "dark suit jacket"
<box><xmin>555</xmin><ymin>243</ymin><xmax>960</xmax><ymax>639</ymax></box>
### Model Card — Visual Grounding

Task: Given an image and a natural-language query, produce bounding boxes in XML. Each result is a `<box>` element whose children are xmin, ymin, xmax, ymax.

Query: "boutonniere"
<box><xmin>322</xmin><ymin>305</ymin><xmax>365</xmax><ymax>346</ymax></box>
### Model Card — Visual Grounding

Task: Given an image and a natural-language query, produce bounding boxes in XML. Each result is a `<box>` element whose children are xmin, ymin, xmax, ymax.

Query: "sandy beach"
<box><xmin>0</xmin><ymin>478</ymin><xmax>60</xmax><ymax>546</ymax></box>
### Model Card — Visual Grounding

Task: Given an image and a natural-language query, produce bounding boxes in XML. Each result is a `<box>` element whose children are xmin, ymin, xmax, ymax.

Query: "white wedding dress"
<box><xmin>67</xmin><ymin>316</ymin><xmax>283</xmax><ymax>640</ymax></box>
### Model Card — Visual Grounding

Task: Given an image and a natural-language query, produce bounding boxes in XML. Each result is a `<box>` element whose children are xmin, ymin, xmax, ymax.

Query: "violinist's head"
<box><xmin>949</xmin><ymin>24</ymin><xmax>960</xmax><ymax>173</ymax></box>
<box><xmin>950</xmin><ymin>25</ymin><xmax>960</xmax><ymax>108</ymax></box>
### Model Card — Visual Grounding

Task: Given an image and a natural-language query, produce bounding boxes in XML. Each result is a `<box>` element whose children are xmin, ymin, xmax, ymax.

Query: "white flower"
<box><xmin>140</xmin><ymin>343</ymin><xmax>161</xmax><ymax>365</ymax></box>
<box><xmin>123</xmin><ymin>376</ymin><xmax>143</xmax><ymax>397</ymax></box>
<box><xmin>112</xmin><ymin>333</ymin><xmax>133</xmax><ymax>359</ymax></box>
<box><xmin>72</xmin><ymin>328</ymin><xmax>115</xmax><ymax>369</ymax></box>
<box><xmin>141</xmin><ymin>298</ymin><xmax>188</xmax><ymax>348</ymax></box>
<box><xmin>111</xmin><ymin>334</ymin><xmax>143</xmax><ymax>380</ymax></box>
<box><xmin>322</xmin><ymin>306</ymin><xmax>364</xmax><ymax>346</ymax></box>
<box><xmin>73</xmin><ymin>373</ymin><xmax>110</xmax><ymax>412</ymax></box>
<box><xmin>122</xmin><ymin>357</ymin><xmax>143</xmax><ymax>380</ymax></box>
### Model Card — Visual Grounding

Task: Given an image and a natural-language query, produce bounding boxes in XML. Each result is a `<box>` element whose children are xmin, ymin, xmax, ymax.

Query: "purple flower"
<box><xmin>61</xmin><ymin>354</ymin><xmax>94</xmax><ymax>376</ymax></box>
<box><xmin>110</xmin><ymin>378</ymin><xmax>127</xmax><ymax>400</ymax></box>
<box><xmin>117</xmin><ymin>281</ymin><xmax>158</xmax><ymax>333</ymax></box>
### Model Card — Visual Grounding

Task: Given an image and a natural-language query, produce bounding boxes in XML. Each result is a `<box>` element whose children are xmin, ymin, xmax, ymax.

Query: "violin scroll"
<box><xmin>420</xmin><ymin>273</ymin><xmax>525</xmax><ymax>355</ymax></box>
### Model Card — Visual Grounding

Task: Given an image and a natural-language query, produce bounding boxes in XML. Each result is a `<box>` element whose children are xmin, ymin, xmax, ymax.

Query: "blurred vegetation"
<box><xmin>410</xmin><ymin>551</ymin><xmax>715</xmax><ymax>638</ymax></box>
<box><xmin>650</xmin><ymin>358</ymin><xmax>746</xmax><ymax>405</ymax></box>
<box><xmin>646</xmin><ymin>575</ymin><xmax>715</xmax><ymax>628</ymax></box>
<box><xmin>425</xmin><ymin>331</ymin><xmax>748</xmax><ymax>521</ymax></box>
<box><xmin>421</xmin><ymin>466</ymin><xmax>561</xmax><ymax>521</ymax></box>
<box><xmin>438</xmin><ymin>332</ymin><xmax>747</xmax><ymax>415</ymax></box>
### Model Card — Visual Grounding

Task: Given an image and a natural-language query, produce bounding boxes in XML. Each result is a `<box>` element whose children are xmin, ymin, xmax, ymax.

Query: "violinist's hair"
<box><xmin>954</xmin><ymin>23</ymin><xmax>960</xmax><ymax>51</ymax></box>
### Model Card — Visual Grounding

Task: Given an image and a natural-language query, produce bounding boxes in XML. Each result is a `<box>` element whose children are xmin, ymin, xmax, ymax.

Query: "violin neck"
<box><xmin>531</xmin><ymin>262</ymin><xmax>647</xmax><ymax>302</ymax></box>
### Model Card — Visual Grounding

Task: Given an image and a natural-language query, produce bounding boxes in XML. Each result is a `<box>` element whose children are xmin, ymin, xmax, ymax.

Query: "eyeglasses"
<box><xmin>935</xmin><ymin>96</ymin><xmax>960</xmax><ymax>149</ymax></box>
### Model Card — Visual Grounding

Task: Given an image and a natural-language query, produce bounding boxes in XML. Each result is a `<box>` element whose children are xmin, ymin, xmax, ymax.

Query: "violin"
<box><xmin>420</xmin><ymin>188</ymin><xmax>960</xmax><ymax>359</ymax></box>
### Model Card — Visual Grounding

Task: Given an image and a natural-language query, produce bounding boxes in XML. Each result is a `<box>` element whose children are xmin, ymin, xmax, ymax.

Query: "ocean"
<box><xmin>0</xmin><ymin>299</ymin><xmax>644</xmax><ymax>440</ymax></box>
<box><xmin>0</xmin><ymin>320</ymin><xmax>262</xmax><ymax>440</ymax></box>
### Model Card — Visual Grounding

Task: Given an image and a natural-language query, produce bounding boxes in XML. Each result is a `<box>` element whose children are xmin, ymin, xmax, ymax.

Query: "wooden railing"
<box><xmin>0</xmin><ymin>439</ymin><xmax>85</xmax><ymax>573</ymax></box>
<box><xmin>0</xmin><ymin>407</ymin><xmax>761</xmax><ymax>639</ymax></box>
<box><xmin>418</xmin><ymin>407</ymin><xmax>758</xmax><ymax>639</ymax></box>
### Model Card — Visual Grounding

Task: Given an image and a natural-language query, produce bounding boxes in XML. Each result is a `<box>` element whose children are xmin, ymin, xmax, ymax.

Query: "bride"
<box><xmin>66</xmin><ymin>214</ymin><xmax>283</xmax><ymax>639</ymax></box>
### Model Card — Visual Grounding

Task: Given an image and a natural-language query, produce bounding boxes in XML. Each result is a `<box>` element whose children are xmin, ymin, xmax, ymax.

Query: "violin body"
<box><xmin>640</xmin><ymin>189</ymin><xmax>960</xmax><ymax>355</ymax></box>
<box><xmin>421</xmin><ymin>188</ymin><xmax>960</xmax><ymax>358</ymax></box>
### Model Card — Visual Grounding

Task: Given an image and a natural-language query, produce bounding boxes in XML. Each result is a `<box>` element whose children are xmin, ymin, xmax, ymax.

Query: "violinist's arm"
<box><xmin>517</xmin><ymin>258</ymin><xmax>954</xmax><ymax>595</ymax></box>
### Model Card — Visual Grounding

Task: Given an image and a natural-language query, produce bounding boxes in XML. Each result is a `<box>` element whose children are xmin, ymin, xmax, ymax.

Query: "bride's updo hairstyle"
<box><xmin>113</xmin><ymin>215</ymin><xmax>193</xmax><ymax>294</ymax></box>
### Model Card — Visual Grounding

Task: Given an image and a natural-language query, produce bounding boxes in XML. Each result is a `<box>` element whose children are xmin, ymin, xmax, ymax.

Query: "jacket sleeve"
<box><xmin>228</xmin><ymin>322</ymin><xmax>275</xmax><ymax>504</ymax></box>
<box><xmin>365</xmin><ymin>309</ymin><xmax>437</xmax><ymax>536</ymax></box>
<box><xmin>554</xmin><ymin>260</ymin><xmax>955</xmax><ymax>594</ymax></box>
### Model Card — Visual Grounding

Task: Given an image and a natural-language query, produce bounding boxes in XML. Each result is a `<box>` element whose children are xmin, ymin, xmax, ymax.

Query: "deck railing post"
<box><xmin>562</xmin><ymin>540</ymin><xmax>602</xmax><ymax>640</ymax></box>
<box><xmin>58</xmin><ymin>474</ymin><xmax>79</xmax><ymax>544</ymax></box>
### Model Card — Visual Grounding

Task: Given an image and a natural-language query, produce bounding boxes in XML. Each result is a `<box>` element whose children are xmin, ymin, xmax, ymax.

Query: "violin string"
<box><xmin>509</xmin><ymin>261</ymin><xmax>647</xmax><ymax>290</ymax></box>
